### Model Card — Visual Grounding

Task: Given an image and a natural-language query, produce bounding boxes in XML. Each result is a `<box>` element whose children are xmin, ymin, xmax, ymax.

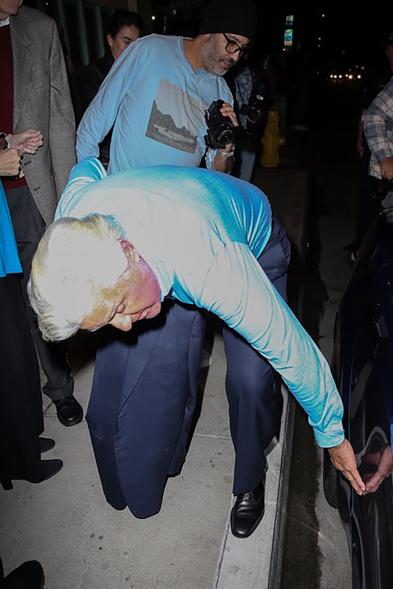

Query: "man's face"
<box><xmin>0</xmin><ymin>0</ymin><xmax>22</xmax><ymax>19</ymax></box>
<box><xmin>81</xmin><ymin>243</ymin><xmax>162</xmax><ymax>333</ymax></box>
<box><xmin>107</xmin><ymin>24</ymin><xmax>140</xmax><ymax>60</ymax></box>
<box><xmin>200</xmin><ymin>32</ymin><xmax>250</xmax><ymax>76</ymax></box>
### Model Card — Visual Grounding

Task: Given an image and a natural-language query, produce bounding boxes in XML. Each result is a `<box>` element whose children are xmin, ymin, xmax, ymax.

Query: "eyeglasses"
<box><xmin>222</xmin><ymin>33</ymin><xmax>249</xmax><ymax>56</ymax></box>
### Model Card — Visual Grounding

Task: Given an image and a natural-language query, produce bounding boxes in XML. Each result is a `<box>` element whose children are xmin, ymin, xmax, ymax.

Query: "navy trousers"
<box><xmin>87</xmin><ymin>218</ymin><xmax>290</xmax><ymax>517</ymax></box>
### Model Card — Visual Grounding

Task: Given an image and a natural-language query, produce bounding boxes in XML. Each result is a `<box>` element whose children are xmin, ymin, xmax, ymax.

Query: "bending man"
<box><xmin>28</xmin><ymin>158</ymin><xmax>365</xmax><ymax>530</ymax></box>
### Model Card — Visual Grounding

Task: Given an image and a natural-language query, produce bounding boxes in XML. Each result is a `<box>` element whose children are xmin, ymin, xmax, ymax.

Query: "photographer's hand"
<box><xmin>219</xmin><ymin>102</ymin><xmax>239</xmax><ymax>128</ymax></box>
<box><xmin>213</xmin><ymin>144</ymin><xmax>235</xmax><ymax>173</ymax></box>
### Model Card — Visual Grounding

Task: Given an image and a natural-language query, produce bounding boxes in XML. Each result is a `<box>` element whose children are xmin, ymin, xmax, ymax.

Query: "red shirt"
<box><xmin>0</xmin><ymin>23</ymin><xmax>26</xmax><ymax>189</ymax></box>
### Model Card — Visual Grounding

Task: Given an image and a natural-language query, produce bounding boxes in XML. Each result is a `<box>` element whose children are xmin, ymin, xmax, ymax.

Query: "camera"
<box><xmin>205</xmin><ymin>99</ymin><xmax>236</xmax><ymax>148</ymax></box>
<box><xmin>239</xmin><ymin>93</ymin><xmax>265</xmax><ymax>123</ymax></box>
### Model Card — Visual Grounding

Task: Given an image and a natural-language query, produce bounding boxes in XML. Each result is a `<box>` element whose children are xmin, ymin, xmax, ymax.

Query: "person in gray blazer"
<box><xmin>0</xmin><ymin>0</ymin><xmax>82</xmax><ymax>426</ymax></box>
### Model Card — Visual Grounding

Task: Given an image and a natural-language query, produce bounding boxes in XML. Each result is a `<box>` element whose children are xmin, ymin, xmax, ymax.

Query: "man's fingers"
<box><xmin>328</xmin><ymin>439</ymin><xmax>366</xmax><ymax>495</ymax></box>
<box><xmin>337</xmin><ymin>461</ymin><xmax>365</xmax><ymax>495</ymax></box>
<box><xmin>343</xmin><ymin>467</ymin><xmax>365</xmax><ymax>495</ymax></box>
<box><xmin>364</xmin><ymin>471</ymin><xmax>384</xmax><ymax>494</ymax></box>
<box><xmin>23</xmin><ymin>128</ymin><xmax>42</xmax><ymax>139</ymax></box>
<box><xmin>219</xmin><ymin>102</ymin><xmax>239</xmax><ymax>126</ymax></box>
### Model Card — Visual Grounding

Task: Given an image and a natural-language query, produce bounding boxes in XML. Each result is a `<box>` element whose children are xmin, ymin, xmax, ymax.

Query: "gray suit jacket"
<box><xmin>10</xmin><ymin>6</ymin><xmax>76</xmax><ymax>225</ymax></box>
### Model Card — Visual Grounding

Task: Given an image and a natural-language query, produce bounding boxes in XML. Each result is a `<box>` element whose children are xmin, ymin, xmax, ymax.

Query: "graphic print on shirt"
<box><xmin>146</xmin><ymin>79</ymin><xmax>205</xmax><ymax>153</ymax></box>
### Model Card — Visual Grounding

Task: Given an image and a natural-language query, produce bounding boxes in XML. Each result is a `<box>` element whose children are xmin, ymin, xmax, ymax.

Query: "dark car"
<box><xmin>324</xmin><ymin>207</ymin><xmax>393</xmax><ymax>589</ymax></box>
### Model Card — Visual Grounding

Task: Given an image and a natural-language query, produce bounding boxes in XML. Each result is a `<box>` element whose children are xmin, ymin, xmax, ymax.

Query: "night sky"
<box><xmin>152</xmin><ymin>2</ymin><xmax>393</xmax><ymax>72</ymax></box>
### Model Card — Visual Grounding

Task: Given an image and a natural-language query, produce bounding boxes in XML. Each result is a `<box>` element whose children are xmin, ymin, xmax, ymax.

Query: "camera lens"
<box><xmin>217</xmin><ymin>128</ymin><xmax>235</xmax><ymax>146</ymax></box>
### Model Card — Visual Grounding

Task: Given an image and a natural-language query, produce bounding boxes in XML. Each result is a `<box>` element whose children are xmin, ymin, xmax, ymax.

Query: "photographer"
<box><xmin>227</xmin><ymin>57</ymin><xmax>269</xmax><ymax>181</ymax></box>
<box><xmin>77</xmin><ymin>0</ymin><xmax>241</xmax><ymax>173</ymax></box>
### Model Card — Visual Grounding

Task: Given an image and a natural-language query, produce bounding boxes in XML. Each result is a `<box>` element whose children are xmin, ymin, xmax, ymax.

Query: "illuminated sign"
<box><xmin>284</xmin><ymin>28</ymin><xmax>293</xmax><ymax>47</ymax></box>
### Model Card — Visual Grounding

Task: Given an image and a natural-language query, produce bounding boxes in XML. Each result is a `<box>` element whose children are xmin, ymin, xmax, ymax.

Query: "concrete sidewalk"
<box><xmin>0</xmin><ymin>152</ymin><xmax>309</xmax><ymax>589</ymax></box>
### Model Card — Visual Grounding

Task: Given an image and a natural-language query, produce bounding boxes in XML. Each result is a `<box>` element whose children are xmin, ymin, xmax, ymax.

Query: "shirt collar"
<box><xmin>0</xmin><ymin>17</ymin><xmax>10</xmax><ymax>27</ymax></box>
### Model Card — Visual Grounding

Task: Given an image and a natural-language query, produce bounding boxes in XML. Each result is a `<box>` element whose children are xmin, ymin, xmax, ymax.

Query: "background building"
<box><xmin>24</xmin><ymin>0</ymin><xmax>152</xmax><ymax>68</ymax></box>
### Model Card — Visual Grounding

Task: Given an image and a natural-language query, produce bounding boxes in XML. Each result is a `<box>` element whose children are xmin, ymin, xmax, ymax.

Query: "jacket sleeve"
<box><xmin>48</xmin><ymin>20</ymin><xmax>76</xmax><ymax>198</ymax></box>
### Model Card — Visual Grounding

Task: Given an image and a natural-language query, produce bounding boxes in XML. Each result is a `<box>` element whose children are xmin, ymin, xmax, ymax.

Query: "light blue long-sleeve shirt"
<box><xmin>76</xmin><ymin>35</ymin><xmax>233</xmax><ymax>172</ymax></box>
<box><xmin>56</xmin><ymin>157</ymin><xmax>345</xmax><ymax>448</ymax></box>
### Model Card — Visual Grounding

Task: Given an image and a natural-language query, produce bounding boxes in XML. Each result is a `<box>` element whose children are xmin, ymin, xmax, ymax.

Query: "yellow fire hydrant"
<box><xmin>260</xmin><ymin>110</ymin><xmax>285</xmax><ymax>168</ymax></box>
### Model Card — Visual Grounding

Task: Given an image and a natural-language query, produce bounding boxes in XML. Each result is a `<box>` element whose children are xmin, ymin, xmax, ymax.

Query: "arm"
<box><xmin>194</xmin><ymin>242</ymin><xmax>364</xmax><ymax>493</ymax></box>
<box><xmin>55</xmin><ymin>157</ymin><xmax>107</xmax><ymax>219</ymax></box>
<box><xmin>48</xmin><ymin>20</ymin><xmax>76</xmax><ymax>196</ymax></box>
<box><xmin>76</xmin><ymin>44</ymin><xmax>139</xmax><ymax>162</ymax></box>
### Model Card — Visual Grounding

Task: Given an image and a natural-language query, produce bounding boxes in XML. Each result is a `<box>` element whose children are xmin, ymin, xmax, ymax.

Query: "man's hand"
<box><xmin>380</xmin><ymin>157</ymin><xmax>393</xmax><ymax>180</ymax></box>
<box><xmin>219</xmin><ymin>101</ymin><xmax>239</xmax><ymax>128</ymax></box>
<box><xmin>0</xmin><ymin>148</ymin><xmax>21</xmax><ymax>177</ymax></box>
<box><xmin>362</xmin><ymin>445</ymin><xmax>393</xmax><ymax>494</ymax></box>
<box><xmin>328</xmin><ymin>439</ymin><xmax>365</xmax><ymax>495</ymax></box>
<box><xmin>8</xmin><ymin>129</ymin><xmax>43</xmax><ymax>155</ymax></box>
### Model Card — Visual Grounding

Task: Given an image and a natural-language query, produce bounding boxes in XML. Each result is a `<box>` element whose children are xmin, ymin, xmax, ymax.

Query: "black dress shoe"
<box><xmin>39</xmin><ymin>437</ymin><xmax>55</xmax><ymax>453</ymax></box>
<box><xmin>54</xmin><ymin>395</ymin><xmax>83</xmax><ymax>427</ymax></box>
<box><xmin>230</xmin><ymin>475</ymin><xmax>266</xmax><ymax>538</ymax></box>
<box><xmin>39</xmin><ymin>459</ymin><xmax>63</xmax><ymax>482</ymax></box>
<box><xmin>1</xmin><ymin>460</ymin><xmax>62</xmax><ymax>490</ymax></box>
<box><xmin>3</xmin><ymin>560</ymin><xmax>45</xmax><ymax>588</ymax></box>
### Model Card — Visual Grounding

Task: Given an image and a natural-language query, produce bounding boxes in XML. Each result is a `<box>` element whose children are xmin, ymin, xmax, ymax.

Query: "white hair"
<box><xmin>28</xmin><ymin>214</ymin><xmax>127</xmax><ymax>341</ymax></box>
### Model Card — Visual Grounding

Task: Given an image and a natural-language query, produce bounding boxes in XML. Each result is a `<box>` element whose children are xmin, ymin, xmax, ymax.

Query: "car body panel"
<box><xmin>332</xmin><ymin>213</ymin><xmax>393</xmax><ymax>588</ymax></box>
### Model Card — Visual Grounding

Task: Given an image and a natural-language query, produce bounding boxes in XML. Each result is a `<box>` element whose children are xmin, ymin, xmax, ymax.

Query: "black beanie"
<box><xmin>199</xmin><ymin>0</ymin><xmax>258</xmax><ymax>41</ymax></box>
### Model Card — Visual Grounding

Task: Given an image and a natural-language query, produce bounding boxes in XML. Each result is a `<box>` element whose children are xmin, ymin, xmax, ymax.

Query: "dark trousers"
<box><xmin>0</xmin><ymin>274</ymin><xmax>44</xmax><ymax>482</ymax></box>
<box><xmin>5</xmin><ymin>185</ymin><xmax>73</xmax><ymax>401</ymax></box>
<box><xmin>223</xmin><ymin>218</ymin><xmax>290</xmax><ymax>493</ymax></box>
<box><xmin>88</xmin><ymin>301</ymin><xmax>205</xmax><ymax>517</ymax></box>
<box><xmin>87</xmin><ymin>218</ymin><xmax>290</xmax><ymax>517</ymax></box>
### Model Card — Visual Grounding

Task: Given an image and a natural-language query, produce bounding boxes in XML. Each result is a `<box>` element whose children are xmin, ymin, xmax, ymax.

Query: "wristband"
<box><xmin>217</xmin><ymin>148</ymin><xmax>235</xmax><ymax>158</ymax></box>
